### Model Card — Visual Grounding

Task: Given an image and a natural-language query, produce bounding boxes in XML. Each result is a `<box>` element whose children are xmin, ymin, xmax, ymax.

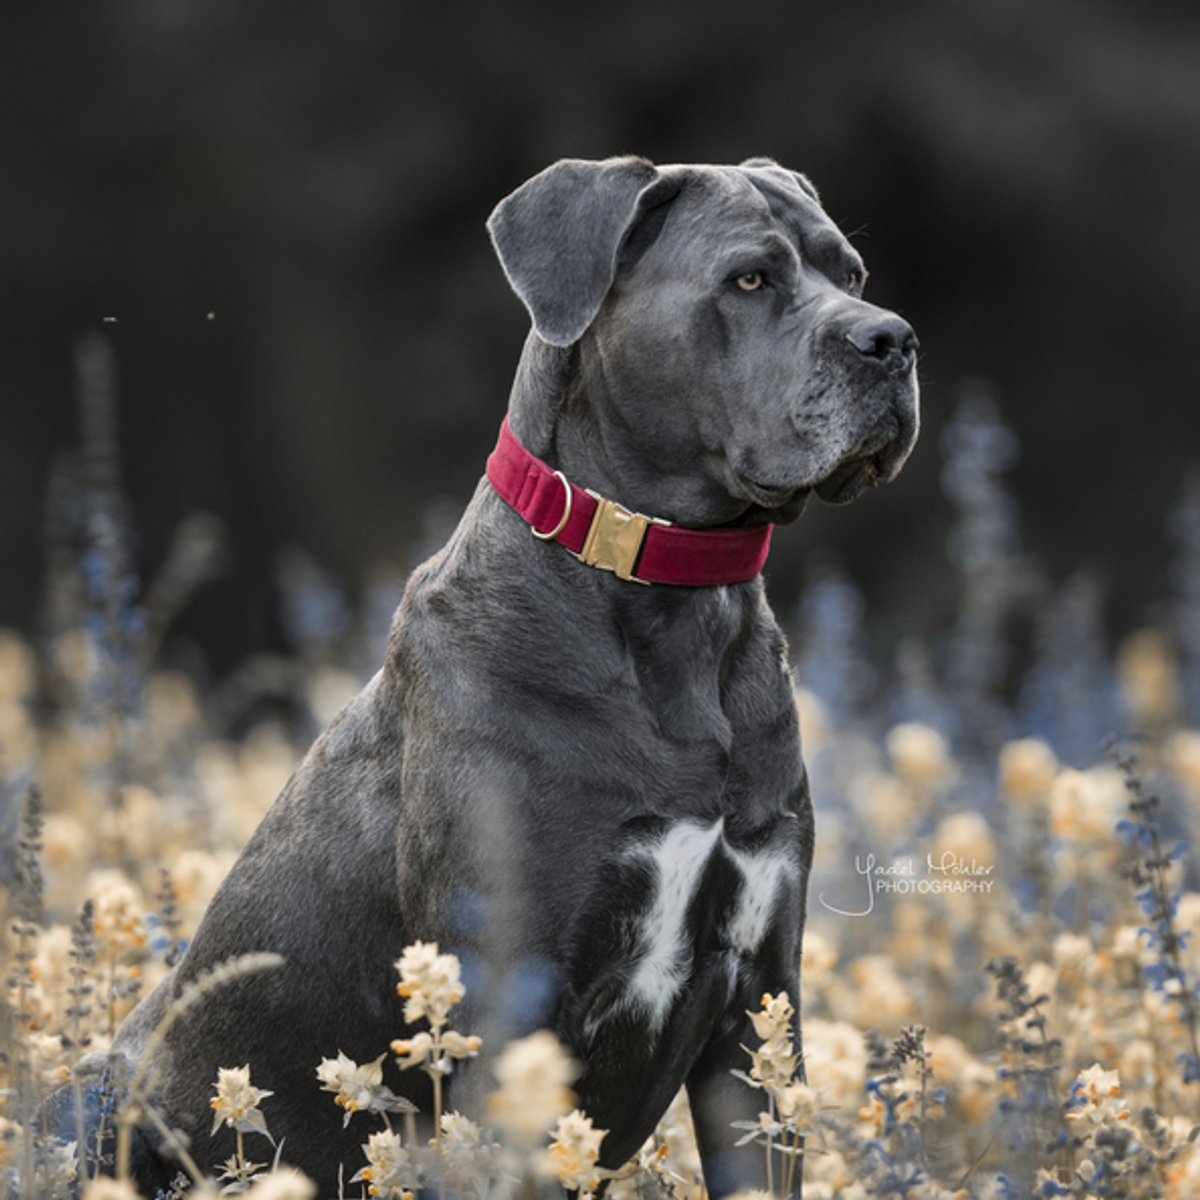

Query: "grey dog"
<box><xmin>64</xmin><ymin>156</ymin><xmax>918</xmax><ymax>1197</ymax></box>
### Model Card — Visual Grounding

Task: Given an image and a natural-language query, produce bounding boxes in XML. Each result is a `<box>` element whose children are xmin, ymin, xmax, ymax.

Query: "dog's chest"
<box><xmin>584</xmin><ymin>815</ymin><xmax>799</xmax><ymax>1039</ymax></box>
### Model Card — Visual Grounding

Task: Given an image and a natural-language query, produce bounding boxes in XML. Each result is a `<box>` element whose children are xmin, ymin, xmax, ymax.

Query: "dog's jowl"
<box><xmin>56</xmin><ymin>157</ymin><xmax>918</xmax><ymax>1197</ymax></box>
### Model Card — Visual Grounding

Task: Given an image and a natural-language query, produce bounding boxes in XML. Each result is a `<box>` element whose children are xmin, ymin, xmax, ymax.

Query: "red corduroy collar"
<box><xmin>485</xmin><ymin>417</ymin><xmax>773</xmax><ymax>586</ymax></box>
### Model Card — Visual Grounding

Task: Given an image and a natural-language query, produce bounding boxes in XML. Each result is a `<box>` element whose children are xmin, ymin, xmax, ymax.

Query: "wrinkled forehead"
<box><xmin>656</xmin><ymin>162</ymin><xmax>859</xmax><ymax>274</ymax></box>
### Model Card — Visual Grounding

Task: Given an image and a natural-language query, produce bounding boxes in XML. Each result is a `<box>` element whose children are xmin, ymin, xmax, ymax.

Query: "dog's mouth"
<box><xmin>739</xmin><ymin>438</ymin><xmax>899</xmax><ymax>511</ymax></box>
<box><xmin>723</xmin><ymin>473</ymin><xmax>811</xmax><ymax>527</ymax></box>
<box><xmin>729</xmin><ymin>412</ymin><xmax>914</xmax><ymax>522</ymax></box>
<box><xmin>739</xmin><ymin>477</ymin><xmax>802</xmax><ymax>508</ymax></box>
<box><xmin>813</xmin><ymin>442</ymin><xmax>899</xmax><ymax>506</ymax></box>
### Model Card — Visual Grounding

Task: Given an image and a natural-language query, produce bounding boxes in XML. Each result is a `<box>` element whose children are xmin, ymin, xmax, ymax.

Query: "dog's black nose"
<box><xmin>846</xmin><ymin>313</ymin><xmax>919</xmax><ymax>372</ymax></box>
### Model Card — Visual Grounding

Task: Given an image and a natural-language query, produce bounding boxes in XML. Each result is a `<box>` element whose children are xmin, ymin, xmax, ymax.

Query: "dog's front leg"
<box><xmin>687</xmin><ymin>1009</ymin><xmax>802</xmax><ymax>1200</ymax></box>
<box><xmin>688</xmin><ymin>856</ymin><xmax>809</xmax><ymax>1200</ymax></box>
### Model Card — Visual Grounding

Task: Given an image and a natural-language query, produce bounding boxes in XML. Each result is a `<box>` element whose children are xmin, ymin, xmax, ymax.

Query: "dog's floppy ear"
<box><xmin>487</xmin><ymin>156</ymin><xmax>663</xmax><ymax>347</ymax></box>
<box><xmin>740</xmin><ymin>156</ymin><xmax>821</xmax><ymax>205</ymax></box>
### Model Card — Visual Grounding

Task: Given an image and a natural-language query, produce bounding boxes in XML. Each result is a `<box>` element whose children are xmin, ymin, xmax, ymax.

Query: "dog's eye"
<box><xmin>847</xmin><ymin>269</ymin><xmax>865</xmax><ymax>295</ymax></box>
<box><xmin>735</xmin><ymin>272</ymin><xmax>765</xmax><ymax>292</ymax></box>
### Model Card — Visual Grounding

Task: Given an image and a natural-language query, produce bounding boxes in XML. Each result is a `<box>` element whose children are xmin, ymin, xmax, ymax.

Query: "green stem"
<box><xmin>141</xmin><ymin>1105</ymin><xmax>204</xmax><ymax>1187</ymax></box>
<box><xmin>430</xmin><ymin>1026</ymin><xmax>445</xmax><ymax>1200</ymax></box>
<box><xmin>765</xmin><ymin>1094</ymin><xmax>775</xmax><ymax>1198</ymax></box>
<box><xmin>785</xmin><ymin>1122</ymin><xmax>803</xmax><ymax>1197</ymax></box>
<box><xmin>107</xmin><ymin>945</ymin><xmax>118</xmax><ymax>1037</ymax></box>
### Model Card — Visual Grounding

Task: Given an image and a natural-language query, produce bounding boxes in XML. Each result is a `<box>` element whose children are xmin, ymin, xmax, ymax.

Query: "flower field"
<box><xmin>6</xmin><ymin>381</ymin><xmax>1200</xmax><ymax>1198</ymax></box>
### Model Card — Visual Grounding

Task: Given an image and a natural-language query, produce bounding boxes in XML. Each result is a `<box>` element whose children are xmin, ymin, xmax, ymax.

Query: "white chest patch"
<box><xmin>724</xmin><ymin>841</ymin><xmax>795</xmax><ymax>953</ymax></box>
<box><xmin>614</xmin><ymin>817</ymin><xmax>797</xmax><ymax>1036</ymax></box>
<box><xmin>625</xmin><ymin>820</ymin><xmax>725</xmax><ymax>1025</ymax></box>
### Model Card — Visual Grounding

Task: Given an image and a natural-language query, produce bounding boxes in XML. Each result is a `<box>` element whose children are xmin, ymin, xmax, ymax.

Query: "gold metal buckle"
<box><xmin>573</xmin><ymin>490</ymin><xmax>670</xmax><ymax>584</ymax></box>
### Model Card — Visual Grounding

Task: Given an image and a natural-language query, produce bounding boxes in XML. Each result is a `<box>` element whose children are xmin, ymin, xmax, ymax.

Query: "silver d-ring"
<box><xmin>531</xmin><ymin>471</ymin><xmax>572</xmax><ymax>540</ymax></box>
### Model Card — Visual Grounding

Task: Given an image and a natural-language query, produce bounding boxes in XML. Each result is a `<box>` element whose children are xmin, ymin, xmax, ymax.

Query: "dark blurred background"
<box><xmin>3</xmin><ymin>0</ymin><xmax>1200</xmax><ymax>685</ymax></box>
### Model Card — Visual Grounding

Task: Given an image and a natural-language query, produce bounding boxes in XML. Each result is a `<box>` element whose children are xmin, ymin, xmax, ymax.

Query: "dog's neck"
<box><xmin>504</xmin><ymin>336</ymin><xmax>638</xmax><ymax>506</ymax></box>
<box><xmin>505</xmin><ymin>334</ymin><xmax>569</xmax><ymax>457</ymax></box>
<box><xmin>505</xmin><ymin>333</ymin><xmax>784</xmax><ymax>531</ymax></box>
<box><xmin>505</xmin><ymin>337</ymin><xmax>618</xmax><ymax>494</ymax></box>
<box><xmin>486</xmin><ymin>416</ymin><xmax>772</xmax><ymax>586</ymax></box>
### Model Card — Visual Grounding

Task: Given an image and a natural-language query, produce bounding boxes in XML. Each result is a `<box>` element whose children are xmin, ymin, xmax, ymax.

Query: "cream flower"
<box><xmin>793</xmin><ymin>688</ymin><xmax>828</xmax><ymax>754</ymax></box>
<box><xmin>171</xmin><ymin>848</ymin><xmax>238</xmax><ymax>930</ymax></box>
<box><xmin>351</xmin><ymin>1128</ymin><xmax>412</xmax><ymax>1200</ymax></box>
<box><xmin>802</xmin><ymin>1019</ymin><xmax>870</xmax><ymax>1110</ymax></box>
<box><xmin>546</xmin><ymin>1109</ymin><xmax>606</xmax><ymax>1192</ymax></box>
<box><xmin>854</xmin><ymin>771</ymin><xmax>919</xmax><ymax>848</ymax></box>
<box><xmin>390</xmin><ymin>1031</ymin><xmax>434</xmax><ymax>1070</ymax></box>
<box><xmin>439</xmin><ymin>1111</ymin><xmax>510</xmax><ymax>1198</ymax></box>
<box><xmin>42</xmin><ymin>813</ymin><xmax>92</xmax><ymax>876</ymax></box>
<box><xmin>1053</xmin><ymin>932</ymin><xmax>1093</xmax><ymax>970</ymax></box>
<box><xmin>745</xmin><ymin>1044</ymin><xmax>798</xmax><ymax>1089</ymax></box>
<box><xmin>655</xmin><ymin>1088</ymin><xmax>704</xmax><ymax>1189</ymax></box>
<box><xmin>773</xmin><ymin>1080</ymin><xmax>820</xmax><ymax>1123</ymax></box>
<box><xmin>394</xmin><ymin>941</ymin><xmax>465</xmax><ymax>1027</ymax></box>
<box><xmin>90</xmin><ymin>872</ymin><xmax>147</xmax><ymax>953</ymax></box>
<box><xmin>441</xmin><ymin>1029</ymin><xmax>483</xmax><ymax>1059</ymax></box>
<box><xmin>488</xmin><ymin>1029</ymin><xmax>578</xmax><ymax>1144</ymax></box>
<box><xmin>1052</xmin><ymin>932</ymin><xmax>1097</xmax><ymax>990</ymax></box>
<box><xmin>1067</xmin><ymin>1064</ymin><xmax>1128</xmax><ymax>1127</ymax></box>
<box><xmin>1023</xmin><ymin>960</ymin><xmax>1058</xmax><ymax>1004</ymax></box>
<box><xmin>1118</xmin><ymin>628</ymin><xmax>1180</xmax><ymax>724</ymax></box>
<box><xmin>1049</xmin><ymin>766</ymin><xmax>1126</xmax><ymax>845</ymax></box>
<box><xmin>800</xmin><ymin>929</ymin><xmax>838</xmax><ymax>992</ymax></box>
<box><xmin>1167</xmin><ymin>730</ymin><xmax>1200</xmax><ymax>803</ymax></box>
<box><xmin>1176</xmin><ymin>893</ymin><xmax>1200</xmax><ymax>977</ymax></box>
<box><xmin>998</xmin><ymin>738</ymin><xmax>1059</xmax><ymax>807</ymax></box>
<box><xmin>210</xmin><ymin>1065</ymin><xmax>273</xmax><ymax>1139</ymax></box>
<box><xmin>391</xmin><ymin>1024</ymin><xmax>479</xmax><ymax>1078</ymax></box>
<box><xmin>1110</xmin><ymin>924</ymin><xmax>1149</xmax><ymax>965</ymax></box>
<box><xmin>440</xmin><ymin>1111</ymin><xmax>482</xmax><ymax>1146</ymax></box>
<box><xmin>315</xmin><ymin>1051</ymin><xmax>416</xmax><ymax>1126</ymax></box>
<box><xmin>848</xmin><ymin>956</ymin><xmax>915</xmax><ymax>1027</ymax></box>
<box><xmin>241</xmin><ymin>1172</ymin><xmax>317</xmax><ymax>1200</ymax></box>
<box><xmin>931</xmin><ymin>811</ymin><xmax>995</xmax><ymax>872</ymax></box>
<box><xmin>1166</xmin><ymin>1139</ymin><xmax>1200</xmax><ymax>1199</ymax></box>
<box><xmin>1117</xmin><ymin>1037</ymin><xmax>1157</xmax><ymax>1096</ymax></box>
<box><xmin>886</xmin><ymin>723</ymin><xmax>953</xmax><ymax>788</ymax></box>
<box><xmin>926</xmin><ymin>1034</ymin><xmax>996</xmax><ymax>1125</ymax></box>
<box><xmin>747</xmin><ymin>991</ymin><xmax>794</xmax><ymax>1043</ymax></box>
<box><xmin>25</xmin><ymin>1030</ymin><xmax>70</xmax><ymax>1087</ymax></box>
<box><xmin>746</xmin><ymin>992</ymin><xmax>798</xmax><ymax>1087</ymax></box>
<box><xmin>82</xmin><ymin>1180</ymin><xmax>141</xmax><ymax>1200</ymax></box>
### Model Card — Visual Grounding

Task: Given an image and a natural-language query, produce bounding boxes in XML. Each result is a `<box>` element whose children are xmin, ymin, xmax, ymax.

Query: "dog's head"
<box><xmin>488</xmin><ymin>156</ymin><xmax>919</xmax><ymax>528</ymax></box>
